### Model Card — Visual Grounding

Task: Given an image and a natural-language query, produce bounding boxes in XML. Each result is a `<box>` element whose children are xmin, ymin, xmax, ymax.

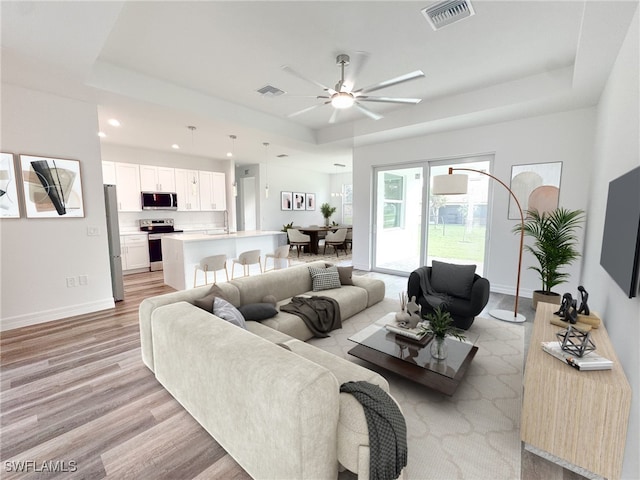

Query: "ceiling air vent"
<box><xmin>256</xmin><ymin>85</ymin><xmax>285</xmax><ymax>97</ymax></box>
<box><xmin>421</xmin><ymin>0</ymin><xmax>475</xmax><ymax>31</ymax></box>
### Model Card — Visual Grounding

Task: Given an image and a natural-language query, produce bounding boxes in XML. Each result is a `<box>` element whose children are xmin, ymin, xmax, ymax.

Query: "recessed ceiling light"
<box><xmin>171</xmin><ymin>144</ymin><xmax>180</xmax><ymax>150</ymax></box>
<box><xmin>107</xmin><ymin>118</ymin><xmax>121</xmax><ymax>127</ymax></box>
<box><xmin>98</xmin><ymin>131</ymin><xmax>106</xmax><ymax>138</ymax></box>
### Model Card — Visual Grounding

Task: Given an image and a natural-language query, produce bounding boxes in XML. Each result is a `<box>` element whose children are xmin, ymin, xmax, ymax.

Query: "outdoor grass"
<box><xmin>427</xmin><ymin>224</ymin><xmax>486</xmax><ymax>263</ymax></box>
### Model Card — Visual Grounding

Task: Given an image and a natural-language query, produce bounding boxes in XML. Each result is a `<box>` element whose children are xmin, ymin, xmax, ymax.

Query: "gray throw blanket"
<box><xmin>279</xmin><ymin>296</ymin><xmax>341</xmax><ymax>337</ymax></box>
<box><xmin>340</xmin><ymin>381</ymin><xmax>407</xmax><ymax>480</ymax></box>
<box><xmin>414</xmin><ymin>266</ymin><xmax>450</xmax><ymax>309</ymax></box>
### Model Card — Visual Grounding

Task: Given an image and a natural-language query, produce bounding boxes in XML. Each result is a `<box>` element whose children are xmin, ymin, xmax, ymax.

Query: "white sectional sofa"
<box><xmin>139</xmin><ymin>261</ymin><xmax>402</xmax><ymax>480</ymax></box>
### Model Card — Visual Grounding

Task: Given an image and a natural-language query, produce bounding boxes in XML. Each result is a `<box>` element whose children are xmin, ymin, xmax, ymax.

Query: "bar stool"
<box><xmin>194</xmin><ymin>254</ymin><xmax>228</xmax><ymax>287</ymax></box>
<box><xmin>231</xmin><ymin>249</ymin><xmax>262</xmax><ymax>279</ymax></box>
<box><xmin>264</xmin><ymin>245</ymin><xmax>291</xmax><ymax>272</ymax></box>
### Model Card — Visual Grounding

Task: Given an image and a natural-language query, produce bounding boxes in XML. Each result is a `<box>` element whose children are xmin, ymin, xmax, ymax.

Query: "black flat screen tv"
<box><xmin>600</xmin><ymin>166</ymin><xmax>640</xmax><ymax>298</ymax></box>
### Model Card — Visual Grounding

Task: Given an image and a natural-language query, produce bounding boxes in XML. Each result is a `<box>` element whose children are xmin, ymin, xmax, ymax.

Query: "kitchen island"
<box><xmin>162</xmin><ymin>230</ymin><xmax>287</xmax><ymax>290</ymax></box>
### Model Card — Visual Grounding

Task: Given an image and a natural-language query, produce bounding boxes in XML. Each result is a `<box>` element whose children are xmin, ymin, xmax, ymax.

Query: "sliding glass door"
<box><xmin>427</xmin><ymin>159</ymin><xmax>490</xmax><ymax>275</ymax></box>
<box><xmin>373</xmin><ymin>157</ymin><xmax>491</xmax><ymax>276</ymax></box>
<box><xmin>373</xmin><ymin>166</ymin><xmax>426</xmax><ymax>273</ymax></box>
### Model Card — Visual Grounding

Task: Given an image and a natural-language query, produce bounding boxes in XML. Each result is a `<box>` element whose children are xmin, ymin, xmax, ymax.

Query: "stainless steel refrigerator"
<box><xmin>104</xmin><ymin>184</ymin><xmax>124</xmax><ymax>301</ymax></box>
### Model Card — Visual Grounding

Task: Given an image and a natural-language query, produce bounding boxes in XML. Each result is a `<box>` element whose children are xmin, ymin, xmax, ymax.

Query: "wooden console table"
<box><xmin>521</xmin><ymin>303</ymin><xmax>631</xmax><ymax>479</ymax></box>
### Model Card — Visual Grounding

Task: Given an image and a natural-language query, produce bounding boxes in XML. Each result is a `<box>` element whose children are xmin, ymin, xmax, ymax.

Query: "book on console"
<box><xmin>541</xmin><ymin>341</ymin><xmax>613</xmax><ymax>371</ymax></box>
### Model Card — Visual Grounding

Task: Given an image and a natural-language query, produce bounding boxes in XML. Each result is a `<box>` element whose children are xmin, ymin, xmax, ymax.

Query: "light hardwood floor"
<box><xmin>1</xmin><ymin>271</ymin><xmax>251</xmax><ymax>479</ymax></box>
<box><xmin>1</xmin><ymin>270</ymin><xmax>585</xmax><ymax>480</ymax></box>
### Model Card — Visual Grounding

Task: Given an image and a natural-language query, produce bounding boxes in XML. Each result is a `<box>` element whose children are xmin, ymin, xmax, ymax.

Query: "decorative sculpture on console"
<box><xmin>577</xmin><ymin>285</ymin><xmax>590</xmax><ymax>315</ymax></box>
<box><xmin>554</xmin><ymin>292</ymin><xmax>578</xmax><ymax>324</ymax></box>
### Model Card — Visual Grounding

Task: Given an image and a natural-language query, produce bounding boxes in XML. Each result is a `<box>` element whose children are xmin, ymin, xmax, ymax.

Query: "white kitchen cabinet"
<box><xmin>199</xmin><ymin>171</ymin><xmax>226</xmax><ymax>211</ymax></box>
<box><xmin>102</xmin><ymin>161</ymin><xmax>117</xmax><ymax>184</ymax></box>
<box><xmin>175</xmin><ymin>168</ymin><xmax>201</xmax><ymax>211</ymax></box>
<box><xmin>140</xmin><ymin>165</ymin><xmax>176</xmax><ymax>192</ymax></box>
<box><xmin>114</xmin><ymin>163</ymin><xmax>142</xmax><ymax>212</ymax></box>
<box><xmin>120</xmin><ymin>234</ymin><xmax>150</xmax><ymax>271</ymax></box>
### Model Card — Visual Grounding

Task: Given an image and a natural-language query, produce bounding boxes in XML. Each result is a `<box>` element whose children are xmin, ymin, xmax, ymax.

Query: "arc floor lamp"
<box><xmin>432</xmin><ymin>167</ymin><xmax>526</xmax><ymax>323</ymax></box>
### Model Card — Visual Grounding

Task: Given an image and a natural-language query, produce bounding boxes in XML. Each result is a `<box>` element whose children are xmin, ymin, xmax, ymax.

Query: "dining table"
<box><xmin>297</xmin><ymin>226</ymin><xmax>352</xmax><ymax>255</ymax></box>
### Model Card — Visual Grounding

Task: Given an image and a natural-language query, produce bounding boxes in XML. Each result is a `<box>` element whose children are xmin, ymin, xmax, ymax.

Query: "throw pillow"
<box><xmin>337</xmin><ymin>266</ymin><xmax>354</xmax><ymax>285</ymax></box>
<box><xmin>308</xmin><ymin>265</ymin><xmax>342</xmax><ymax>292</ymax></box>
<box><xmin>193</xmin><ymin>284</ymin><xmax>235</xmax><ymax>312</ymax></box>
<box><xmin>430</xmin><ymin>260</ymin><xmax>477</xmax><ymax>300</ymax></box>
<box><xmin>213</xmin><ymin>297</ymin><xmax>246</xmax><ymax>329</ymax></box>
<box><xmin>262</xmin><ymin>295</ymin><xmax>277</xmax><ymax>307</ymax></box>
<box><xmin>238</xmin><ymin>303</ymin><xmax>278</xmax><ymax>321</ymax></box>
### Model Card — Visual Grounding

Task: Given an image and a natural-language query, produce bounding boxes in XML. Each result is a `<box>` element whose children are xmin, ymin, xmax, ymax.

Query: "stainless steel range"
<box><xmin>139</xmin><ymin>218</ymin><xmax>183</xmax><ymax>271</ymax></box>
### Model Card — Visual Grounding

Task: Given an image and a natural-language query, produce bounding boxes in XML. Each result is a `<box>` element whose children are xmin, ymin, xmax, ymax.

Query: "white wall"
<box><xmin>581</xmin><ymin>8</ymin><xmax>639</xmax><ymax>478</ymax></box>
<box><xmin>352</xmin><ymin>107</ymin><xmax>596</xmax><ymax>299</ymax></box>
<box><xmin>237</xmin><ymin>162</ymin><xmax>333</xmax><ymax>232</ymax></box>
<box><xmin>0</xmin><ymin>84</ymin><xmax>113</xmax><ymax>330</ymax></box>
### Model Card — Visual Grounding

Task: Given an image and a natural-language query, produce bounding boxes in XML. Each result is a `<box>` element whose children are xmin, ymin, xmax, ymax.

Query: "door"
<box><xmin>426</xmin><ymin>159</ymin><xmax>490</xmax><ymax>275</ymax></box>
<box><xmin>373</xmin><ymin>166</ymin><xmax>426</xmax><ymax>274</ymax></box>
<box><xmin>372</xmin><ymin>157</ymin><xmax>491</xmax><ymax>276</ymax></box>
<box><xmin>241</xmin><ymin>176</ymin><xmax>257</xmax><ymax>231</ymax></box>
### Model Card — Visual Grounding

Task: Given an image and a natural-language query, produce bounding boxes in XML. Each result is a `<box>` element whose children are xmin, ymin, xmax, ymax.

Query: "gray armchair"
<box><xmin>407</xmin><ymin>261</ymin><xmax>490</xmax><ymax>330</ymax></box>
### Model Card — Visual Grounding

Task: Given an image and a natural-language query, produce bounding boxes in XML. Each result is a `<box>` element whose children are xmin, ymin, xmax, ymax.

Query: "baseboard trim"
<box><xmin>490</xmin><ymin>283</ymin><xmax>533</xmax><ymax>298</ymax></box>
<box><xmin>0</xmin><ymin>298</ymin><xmax>116</xmax><ymax>332</ymax></box>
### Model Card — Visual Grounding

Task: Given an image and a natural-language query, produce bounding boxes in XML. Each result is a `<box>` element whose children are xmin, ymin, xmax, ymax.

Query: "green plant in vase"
<box><xmin>421</xmin><ymin>306</ymin><xmax>465</xmax><ymax>360</ymax></box>
<box><xmin>320</xmin><ymin>203</ymin><xmax>337</xmax><ymax>226</ymax></box>
<box><xmin>513</xmin><ymin>207</ymin><xmax>585</xmax><ymax>309</ymax></box>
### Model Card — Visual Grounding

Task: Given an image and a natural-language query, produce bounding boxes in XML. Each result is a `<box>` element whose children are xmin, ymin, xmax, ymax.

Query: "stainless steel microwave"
<box><xmin>141</xmin><ymin>192</ymin><xmax>178</xmax><ymax>210</ymax></box>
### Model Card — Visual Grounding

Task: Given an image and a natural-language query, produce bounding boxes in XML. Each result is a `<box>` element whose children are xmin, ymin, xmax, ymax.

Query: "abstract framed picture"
<box><xmin>0</xmin><ymin>152</ymin><xmax>21</xmax><ymax>218</ymax></box>
<box><xmin>509</xmin><ymin>161</ymin><xmax>562</xmax><ymax>219</ymax></box>
<box><xmin>293</xmin><ymin>192</ymin><xmax>306</xmax><ymax>211</ymax></box>
<box><xmin>20</xmin><ymin>155</ymin><xmax>85</xmax><ymax>218</ymax></box>
<box><xmin>281</xmin><ymin>191</ymin><xmax>292</xmax><ymax>211</ymax></box>
<box><xmin>306</xmin><ymin>193</ymin><xmax>316</xmax><ymax>210</ymax></box>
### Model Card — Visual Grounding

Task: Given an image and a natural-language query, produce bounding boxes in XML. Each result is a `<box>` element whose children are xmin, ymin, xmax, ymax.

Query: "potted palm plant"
<box><xmin>420</xmin><ymin>306</ymin><xmax>466</xmax><ymax>360</ymax></box>
<box><xmin>320</xmin><ymin>202</ymin><xmax>337</xmax><ymax>226</ymax></box>
<box><xmin>515</xmin><ymin>207</ymin><xmax>585</xmax><ymax>309</ymax></box>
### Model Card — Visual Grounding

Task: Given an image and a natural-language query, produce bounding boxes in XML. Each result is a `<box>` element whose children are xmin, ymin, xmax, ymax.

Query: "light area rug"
<box><xmin>307</xmin><ymin>297</ymin><xmax>524</xmax><ymax>480</ymax></box>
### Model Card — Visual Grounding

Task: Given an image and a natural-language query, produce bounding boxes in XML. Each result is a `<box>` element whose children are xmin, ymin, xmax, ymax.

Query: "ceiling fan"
<box><xmin>282</xmin><ymin>53</ymin><xmax>425</xmax><ymax>123</ymax></box>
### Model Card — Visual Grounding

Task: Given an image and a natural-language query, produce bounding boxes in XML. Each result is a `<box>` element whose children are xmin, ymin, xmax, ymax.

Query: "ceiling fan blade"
<box><xmin>328</xmin><ymin>108</ymin><xmax>341</xmax><ymax>124</ymax></box>
<box><xmin>287</xmin><ymin>103</ymin><xmax>323</xmax><ymax>118</ymax></box>
<box><xmin>354</xmin><ymin>103</ymin><xmax>383</xmax><ymax>121</ymax></box>
<box><xmin>354</xmin><ymin>70</ymin><xmax>425</xmax><ymax>94</ymax></box>
<box><xmin>357</xmin><ymin>96</ymin><xmax>422</xmax><ymax>104</ymax></box>
<box><xmin>344</xmin><ymin>51</ymin><xmax>370</xmax><ymax>91</ymax></box>
<box><xmin>281</xmin><ymin>65</ymin><xmax>334</xmax><ymax>93</ymax></box>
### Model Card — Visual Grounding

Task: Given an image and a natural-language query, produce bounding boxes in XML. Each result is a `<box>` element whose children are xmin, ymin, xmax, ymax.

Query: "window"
<box><xmin>383</xmin><ymin>173</ymin><xmax>404</xmax><ymax>229</ymax></box>
<box><xmin>342</xmin><ymin>184</ymin><xmax>353</xmax><ymax>224</ymax></box>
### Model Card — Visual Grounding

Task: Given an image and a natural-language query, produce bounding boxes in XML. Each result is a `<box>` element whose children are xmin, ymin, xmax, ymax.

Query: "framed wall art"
<box><xmin>0</xmin><ymin>153</ymin><xmax>21</xmax><ymax>218</ymax></box>
<box><xmin>281</xmin><ymin>191</ymin><xmax>292</xmax><ymax>211</ymax></box>
<box><xmin>293</xmin><ymin>192</ymin><xmax>306</xmax><ymax>211</ymax></box>
<box><xmin>20</xmin><ymin>155</ymin><xmax>85</xmax><ymax>218</ymax></box>
<box><xmin>509</xmin><ymin>161</ymin><xmax>562</xmax><ymax>219</ymax></box>
<box><xmin>306</xmin><ymin>193</ymin><xmax>316</xmax><ymax>210</ymax></box>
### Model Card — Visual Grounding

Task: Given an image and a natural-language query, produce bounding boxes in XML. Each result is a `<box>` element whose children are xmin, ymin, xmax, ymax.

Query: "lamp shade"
<box><xmin>432</xmin><ymin>173</ymin><xmax>469</xmax><ymax>195</ymax></box>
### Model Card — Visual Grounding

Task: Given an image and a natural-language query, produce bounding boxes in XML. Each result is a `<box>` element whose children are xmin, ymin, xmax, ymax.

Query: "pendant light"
<box><xmin>227</xmin><ymin>134</ymin><xmax>236</xmax><ymax>157</ymax></box>
<box><xmin>263</xmin><ymin>142</ymin><xmax>270</xmax><ymax>198</ymax></box>
<box><xmin>331</xmin><ymin>163</ymin><xmax>345</xmax><ymax>197</ymax></box>
<box><xmin>188</xmin><ymin>126</ymin><xmax>198</xmax><ymax>195</ymax></box>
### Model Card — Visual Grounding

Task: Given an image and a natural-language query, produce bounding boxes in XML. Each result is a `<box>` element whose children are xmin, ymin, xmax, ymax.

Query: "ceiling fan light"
<box><xmin>331</xmin><ymin>92</ymin><xmax>355</xmax><ymax>109</ymax></box>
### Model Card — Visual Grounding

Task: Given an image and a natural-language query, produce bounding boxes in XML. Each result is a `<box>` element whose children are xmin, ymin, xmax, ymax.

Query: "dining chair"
<box><xmin>287</xmin><ymin>229</ymin><xmax>311</xmax><ymax>257</ymax></box>
<box><xmin>193</xmin><ymin>254</ymin><xmax>228</xmax><ymax>287</ymax></box>
<box><xmin>264</xmin><ymin>244</ymin><xmax>291</xmax><ymax>272</ymax></box>
<box><xmin>323</xmin><ymin>228</ymin><xmax>348</xmax><ymax>256</ymax></box>
<box><xmin>231</xmin><ymin>249</ymin><xmax>262</xmax><ymax>278</ymax></box>
<box><xmin>345</xmin><ymin>229</ymin><xmax>353</xmax><ymax>251</ymax></box>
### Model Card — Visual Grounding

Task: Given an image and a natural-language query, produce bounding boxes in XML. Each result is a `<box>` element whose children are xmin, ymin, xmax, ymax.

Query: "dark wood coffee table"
<box><xmin>348</xmin><ymin>313</ymin><xmax>478</xmax><ymax>395</ymax></box>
